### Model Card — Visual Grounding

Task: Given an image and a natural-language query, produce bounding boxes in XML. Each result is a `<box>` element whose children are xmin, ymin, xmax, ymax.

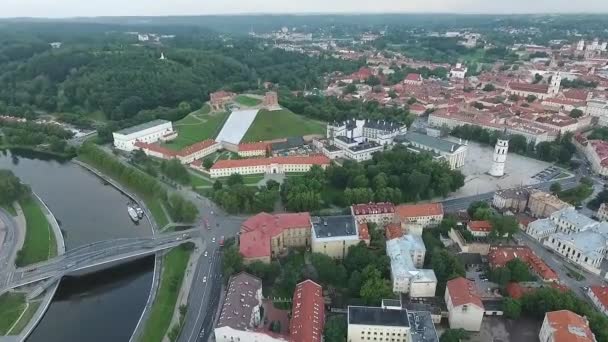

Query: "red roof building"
<box><xmin>487</xmin><ymin>246</ymin><xmax>558</xmax><ymax>281</ymax></box>
<box><xmin>351</xmin><ymin>202</ymin><xmax>395</xmax><ymax>225</ymax></box>
<box><xmin>395</xmin><ymin>203</ymin><xmax>444</xmax><ymax>227</ymax></box>
<box><xmin>542</xmin><ymin>310</ymin><xmax>595</xmax><ymax>342</ymax></box>
<box><xmin>210</xmin><ymin>155</ymin><xmax>331</xmax><ymax>178</ymax></box>
<box><xmin>358</xmin><ymin>222</ymin><xmax>370</xmax><ymax>244</ymax></box>
<box><xmin>385</xmin><ymin>223</ymin><xmax>404</xmax><ymax>240</ymax></box>
<box><xmin>134</xmin><ymin>139</ymin><xmax>220</xmax><ymax>164</ymax></box>
<box><xmin>237</xmin><ymin>142</ymin><xmax>270</xmax><ymax>157</ymax></box>
<box><xmin>508</xmin><ymin>82</ymin><xmax>549</xmax><ymax>94</ymax></box>
<box><xmin>588</xmin><ymin>285</ymin><xmax>608</xmax><ymax>315</ymax></box>
<box><xmin>290</xmin><ymin>280</ymin><xmax>325</xmax><ymax>342</ymax></box>
<box><xmin>446</xmin><ymin>277</ymin><xmax>484</xmax><ymax>309</ymax></box>
<box><xmin>403</xmin><ymin>73</ymin><xmax>423</xmax><ymax>85</ymax></box>
<box><xmin>239</xmin><ymin>212</ymin><xmax>312</xmax><ymax>263</ymax></box>
<box><xmin>467</xmin><ymin>221</ymin><xmax>493</xmax><ymax>237</ymax></box>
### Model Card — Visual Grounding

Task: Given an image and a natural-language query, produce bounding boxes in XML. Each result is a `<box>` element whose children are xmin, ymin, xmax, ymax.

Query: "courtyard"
<box><xmin>445</xmin><ymin>139</ymin><xmax>569</xmax><ymax>199</ymax></box>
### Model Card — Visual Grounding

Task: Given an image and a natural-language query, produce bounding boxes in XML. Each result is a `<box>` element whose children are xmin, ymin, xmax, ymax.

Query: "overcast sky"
<box><xmin>2</xmin><ymin>0</ymin><xmax>608</xmax><ymax>18</ymax></box>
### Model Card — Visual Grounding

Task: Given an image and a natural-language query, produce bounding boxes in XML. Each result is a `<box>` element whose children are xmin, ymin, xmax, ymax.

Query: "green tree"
<box><xmin>0</xmin><ymin>170</ymin><xmax>31</xmax><ymax>206</ymax></box>
<box><xmin>440</xmin><ymin>329</ymin><xmax>469</xmax><ymax>342</ymax></box>
<box><xmin>503</xmin><ymin>298</ymin><xmax>522</xmax><ymax>319</ymax></box>
<box><xmin>360</xmin><ymin>273</ymin><xmax>392</xmax><ymax>305</ymax></box>
<box><xmin>550</xmin><ymin>182</ymin><xmax>562</xmax><ymax>194</ymax></box>
<box><xmin>324</xmin><ymin>316</ymin><xmax>347</xmax><ymax>342</ymax></box>
<box><xmin>226</xmin><ymin>173</ymin><xmax>244</xmax><ymax>186</ymax></box>
<box><xmin>526</xmin><ymin>94</ymin><xmax>537</xmax><ymax>103</ymax></box>
<box><xmin>348</xmin><ymin>270</ymin><xmax>364</xmax><ymax>297</ymax></box>
<box><xmin>203</xmin><ymin>158</ymin><xmax>214</xmax><ymax>169</ymax></box>
<box><xmin>482</xmin><ymin>84</ymin><xmax>495</xmax><ymax>91</ymax></box>
<box><xmin>490</xmin><ymin>215</ymin><xmax>519</xmax><ymax>240</ymax></box>
<box><xmin>222</xmin><ymin>245</ymin><xmax>243</xmax><ymax>278</ymax></box>
<box><xmin>570</xmin><ymin>108</ymin><xmax>584</xmax><ymax>118</ymax></box>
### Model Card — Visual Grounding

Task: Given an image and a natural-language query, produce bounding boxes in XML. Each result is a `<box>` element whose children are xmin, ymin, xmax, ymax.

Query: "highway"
<box><xmin>0</xmin><ymin>209</ymin><xmax>18</xmax><ymax>272</ymax></box>
<box><xmin>0</xmin><ymin>228</ymin><xmax>199</xmax><ymax>294</ymax></box>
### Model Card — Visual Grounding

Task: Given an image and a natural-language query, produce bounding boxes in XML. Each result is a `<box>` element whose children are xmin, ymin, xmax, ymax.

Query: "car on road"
<box><xmin>199</xmin><ymin>329</ymin><xmax>205</xmax><ymax>338</ymax></box>
<box><xmin>203</xmin><ymin>276</ymin><xmax>207</xmax><ymax>283</ymax></box>
<box><xmin>204</xmin><ymin>251</ymin><xmax>208</xmax><ymax>257</ymax></box>
<box><xmin>212</xmin><ymin>237</ymin><xmax>215</xmax><ymax>243</ymax></box>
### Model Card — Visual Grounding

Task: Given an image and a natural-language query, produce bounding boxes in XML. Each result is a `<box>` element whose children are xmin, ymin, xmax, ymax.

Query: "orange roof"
<box><xmin>351</xmin><ymin>202</ymin><xmax>395</xmax><ymax>216</ymax></box>
<box><xmin>509</xmin><ymin>82</ymin><xmax>549</xmax><ymax>94</ymax></box>
<box><xmin>487</xmin><ymin>246</ymin><xmax>557</xmax><ymax>281</ymax></box>
<box><xmin>238</xmin><ymin>142</ymin><xmax>269</xmax><ymax>152</ymax></box>
<box><xmin>545</xmin><ymin>310</ymin><xmax>595</xmax><ymax>342</ymax></box>
<box><xmin>134</xmin><ymin>139</ymin><xmax>218</xmax><ymax>159</ymax></box>
<box><xmin>467</xmin><ymin>220</ymin><xmax>492</xmax><ymax>232</ymax></box>
<box><xmin>358</xmin><ymin>222</ymin><xmax>370</xmax><ymax>241</ymax></box>
<box><xmin>239</xmin><ymin>212</ymin><xmax>311</xmax><ymax>259</ymax></box>
<box><xmin>506</xmin><ymin>282</ymin><xmax>533</xmax><ymax>299</ymax></box>
<box><xmin>405</xmin><ymin>73</ymin><xmax>423</xmax><ymax>82</ymax></box>
<box><xmin>211</xmin><ymin>155</ymin><xmax>330</xmax><ymax>170</ymax></box>
<box><xmin>395</xmin><ymin>203</ymin><xmax>443</xmax><ymax>219</ymax></box>
<box><xmin>385</xmin><ymin>223</ymin><xmax>403</xmax><ymax>240</ymax></box>
<box><xmin>590</xmin><ymin>286</ymin><xmax>608</xmax><ymax>309</ymax></box>
<box><xmin>290</xmin><ymin>280</ymin><xmax>325</xmax><ymax>342</ymax></box>
<box><xmin>446</xmin><ymin>277</ymin><xmax>484</xmax><ymax>309</ymax></box>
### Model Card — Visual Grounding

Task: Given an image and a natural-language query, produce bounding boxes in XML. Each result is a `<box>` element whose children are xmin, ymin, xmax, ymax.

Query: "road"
<box><xmin>0</xmin><ymin>209</ymin><xmax>18</xmax><ymax>273</ymax></box>
<box><xmin>176</xmin><ymin>190</ymin><xmax>245</xmax><ymax>342</ymax></box>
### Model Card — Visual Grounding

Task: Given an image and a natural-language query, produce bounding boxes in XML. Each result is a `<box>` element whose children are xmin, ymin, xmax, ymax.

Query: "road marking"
<box><xmin>185</xmin><ymin>254</ymin><xmax>217</xmax><ymax>342</ymax></box>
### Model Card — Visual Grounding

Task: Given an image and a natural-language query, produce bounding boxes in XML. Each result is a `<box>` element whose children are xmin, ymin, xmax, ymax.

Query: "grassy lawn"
<box><xmin>235</xmin><ymin>95</ymin><xmax>262</xmax><ymax>107</ymax></box>
<box><xmin>139</xmin><ymin>245</ymin><xmax>192</xmax><ymax>342</ymax></box>
<box><xmin>241</xmin><ymin>109</ymin><xmax>326</xmax><ymax>142</ymax></box>
<box><xmin>190</xmin><ymin>174</ymin><xmax>213</xmax><ymax>187</ymax></box>
<box><xmin>163</xmin><ymin>106</ymin><xmax>228</xmax><ymax>150</ymax></box>
<box><xmin>0</xmin><ymin>293</ymin><xmax>26</xmax><ymax>335</ymax></box>
<box><xmin>144</xmin><ymin>196</ymin><xmax>169</xmax><ymax>228</ymax></box>
<box><xmin>243</xmin><ymin>175</ymin><xmax>265</xmax><ymax>185</ymax></box>
<box><xmin>9</xmin><ymin>300</ymin><xmax>40</xmax><ymax>334</ymax></box>
<box><xmin>15</xmin><ymin>197</ymin><xmax>57</xmax><ymax>267</ymax></box>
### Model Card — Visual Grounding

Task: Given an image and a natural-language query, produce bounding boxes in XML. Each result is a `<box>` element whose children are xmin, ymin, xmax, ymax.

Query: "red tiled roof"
<box><xmin>358</xmin><ymin>223</ymin><xmax>370</xmax><ymax>241</ymax></box>
<box><xmin>508</xmin><ymin>82</ymin><xmax>549</xmax><ymax>94</ymax></box>
<box><xmin>590</xmin><ymin>286</ymin><xmax>608</xmax><ymax>309</ymax></box>
<box><xmin>467</xmin><ymin>220</ymin><xmax>492</xmax><ymax>232</ymax></box>
<box><xmin>290</xmin><ymin>280</ymin><xmax>325</xmax><ymax>342</ymax></box>
<box><xmin>446</xmin><ymin>277</ymin><xmax>484</xmax><ymax>309</ymax></box>
<box><xmin>385</xmin><ymin>223</ymin><xmax>403</xmax><ymax>240</ymax></box>
<box><xmin>405</xmin><ymin>73</ymin><xmax>423</xmax><ymax>82</ymax></box>
<box><xmin>239</xmin><ymin>212</ymin><xmax>311</xmax><ymax>259</ymax></box>
<box><xmin>134</xmin><ymin>139</ymin><xmax>218</xmax><ymax>159</ymax></box>
<box><xmin>211</xmin><ymin>155</ymin><xmax>330</xmax><ymax>170</ymax></box>
<box><xmin>546</xmin><ymin>310</ymin><xmax>595</xmax><ymax>342</ymax></box>
<box><xmin>351</xmin><ymin>202</ymin><xmax>395</xmax><ymax>216</ymax></box>
<box><xmin>395</xmin><ymin>203</ymin><xmax>443</xmax><ymax>219</ymax></box>
<box><xmin>506</xmin><ymin>282</ymin><xmax>533</xmax><ymax>300</ymax></box>
<box><xmin>563</xmin><ymin>89</ymin><xmax>590</xmax><ymax>101</ymax></box>
<box><xmin>589</xmin><ymin>140</ymin><xmax>608</xmax><ymax>167</ymax></box>
<box><xmin>238</xmin><ymin>142</ymin><xmax>269</xmax><ymax>152</ymax></box>
<box><xmin>487</xmin><ymin>246</ymin><xmax>558</xmax><ymax>281</ymax></box>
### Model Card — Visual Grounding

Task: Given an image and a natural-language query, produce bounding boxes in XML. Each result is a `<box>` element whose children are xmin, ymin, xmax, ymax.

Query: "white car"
<box><xmin>212</xmin><ymin>237</ymin><xmax>216</xmax><ymax>243</ymax></box>
<box><xmin>204</xmin><ymin>251</ymin><xmax>208</xmax><ymax>257</ymax></box>
<box><xmin>202</xmin><ymin>276</ymin><xmax>207</xmax><ymax>283</ymax></box>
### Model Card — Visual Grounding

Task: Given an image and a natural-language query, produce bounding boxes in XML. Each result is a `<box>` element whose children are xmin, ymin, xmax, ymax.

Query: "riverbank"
<box><xmin>15</xmin><ymin>197</ymin><xmax>57</xmax><ymax>267</ymax></box>
<box><xmin>0</xmin><ymin>145</ymin><xmax>75</xmax><ymax>160</ymax></box>
<box><xmin>139</xmin><ymin>244</ymin><xmax>193</xmax><ymax>342</ymax></box>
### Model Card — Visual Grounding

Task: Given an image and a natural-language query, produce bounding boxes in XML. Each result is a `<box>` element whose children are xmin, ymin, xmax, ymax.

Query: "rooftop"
<box><xmin>545</xmin><ymin>310</ymin><xmax>595</xmax><ymax>342</ymax></box>
<box><xmin>311</xmin><ymin>215</ymin><xmax>358</xmax><ymax>240</ymax></box>
<box><xmin>217</xmin><ymin>272</ymin><xmax>262</xmax><ymax>331</ymax></box>
<box><xmin>349</xmin><ymin>141</ymin><xmax>382</xmax><ymax>152</ymax></box>
<box><xmin>487</xmin><ymin>245</ymin><xmax>557</xmax><ymax>281</ymax></box>
<box><xmin>238</xmin><ymin>142</ymin><xmax>269</xmax><ymax>152</ymax></box>
<box><xmin>508</xmin><ymin>82</ymin><xmax>549</xmax><ymax>94</ymax></box>
<box><xmin>351</xmin><ymin>202</ymin><xmax>395</xmax><ymax>216</ymax></box>
<box><xmin>468</xmin><ymin>220</ymin><xmax>492</xmax><ymax>232</ymax></box>
<box><xmin>348</xmin><ymin>306</ymin><xmax>410</xmax><ymax>327</ymax></box>
<box><xmin>589</xmin><ymin>286</ymin><xmax>608</xmax><ymax>309</ymax></box>
<box><xmin>115</xmin><ymin>119</ymin><xmax>170</xmax><ymax>136</ymax></box>
<box><xmin>495</xmin><ymin>188</ymin><xmax>530</xmax><ymax>201</ymax></box>
<box><xmin>550</xmin><ymin>208</ymin><xmax>597</xmax><ymax>231</ymax></box>
<box><xmin>386</xmin><ymin>235</ymin><xmax>436</xmax><ymax>284</ymax></box>
<box><xmin>211</xmin><ymin>155</ymin><xmax>330</xmax><ymax>170</ymax></box>
<box><xmin>552</xmin><ymin>230</ymin><xmax>607</xmax><ymax>259</ymax></box>
<box><xmin>290</xmin><ymin>280</ymin><xmax>325</xmax><ymax>342</ymax></box>
<box><xmin>239</xmin><ymin>212</ymin><xmax>311</xmax><ymax>259</ymax></box>
<box><xmin>408</xmin><ymin>311</ymin><xmax>439</xmax><ymax>342</ymax></box>
<box><xmin>397</xmin><ymin>131</ymin><xmax>464</xmax><ymax>154</ymax></box>
<box><xmin>395</xmin><ymin>203</ymin><xmax>443</xmax><ymax>219</ymax></box>
<box><xmin>446</xmin><ymin>277</ymin><xmax>484</xmax><ymax>309</ymax></box>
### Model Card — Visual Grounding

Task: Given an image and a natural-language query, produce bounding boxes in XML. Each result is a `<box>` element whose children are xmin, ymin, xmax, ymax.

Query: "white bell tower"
<box><xmin>489</xmin><ymin>134</ymin><xmax>509</xmax><ymax>177</ymax></box>
<box><xmin>549</xmin><ymin>72</ymin><xmax>561</xmax><ymax>96</ymax></box>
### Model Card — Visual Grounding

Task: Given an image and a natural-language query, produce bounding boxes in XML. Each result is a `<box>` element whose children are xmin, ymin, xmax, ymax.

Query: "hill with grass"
<box><xmin>241</xmin><ymin>109</ymin><xmax>326</xmax><ymax>142</ymax></box>
<box><xmin>162</xmin><ymin>105</ymin><xmax>228</xmax><ymax>150</ymax></box>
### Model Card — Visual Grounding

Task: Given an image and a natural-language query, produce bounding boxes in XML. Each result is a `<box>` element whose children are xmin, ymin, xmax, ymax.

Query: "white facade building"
<box><xmin>396</xmin><ymin>132</ymin><xmax>467</xmax><ymax>170</ymax></box>
<box><xmin>347</xmin><ymin>306</ymin><xmax>411</xmax><ymax>342</ymax></box>
<box><xmin>112</xmin><ymin>119</ymin><xmax>175</xmax><ymax>152</ymax></box>
<box><xmin>449</xmin><ymin>63</ymin><xmax>468</xmax><ymax>79</ymax></box>
<box><xmin>489</xmin><ymin>137</ymin><xmax>508</xmax><ymax>177</ymax></box>
<box><xmin>386</xmin><ymin>235</ymin><xmax>437</xmax><ymax>298</ymax></box>
<box><xmin>445</xmin><ymin>277</ymin><xmax>484</xmax><ymax>332</ymax></box>
<box><xmin>587</xmin><ymin>99</ymin><xmax>608</xmax><ymax>127</ymax></box>
<box><xmin>539</xmin><ymin>310</ymin><xmax>596</xmax><ymax>342</ymax></box>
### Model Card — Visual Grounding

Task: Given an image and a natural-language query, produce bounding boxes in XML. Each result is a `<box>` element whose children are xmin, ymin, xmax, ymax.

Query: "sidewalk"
<box><xmin>163</xmin><ymin>241</ymin><xmax>202</xmax><ymax>342</ymax></box>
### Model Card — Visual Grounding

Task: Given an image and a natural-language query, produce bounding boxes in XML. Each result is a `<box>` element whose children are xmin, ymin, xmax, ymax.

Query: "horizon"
<box><xmin>3</xmin><ymin>0</ymin><xmax>608</xmax><ymax>19</ymax></box>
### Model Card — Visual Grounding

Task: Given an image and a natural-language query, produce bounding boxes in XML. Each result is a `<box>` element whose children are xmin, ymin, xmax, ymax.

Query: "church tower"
<box><xmin>549</xmin><ymin>72</ymin><xmax>561</xmax><ymax>96</ymax></box>
<box><xmin>489</xmin><ymin>133</ymin><xmax>509</xmax><ymax>177</ymax></box>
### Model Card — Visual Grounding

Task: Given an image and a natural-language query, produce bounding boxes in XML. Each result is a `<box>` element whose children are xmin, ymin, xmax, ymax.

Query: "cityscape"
<box><xmin>2</xmin><ymin>4</ymin><xmax>608</xmax><ymax>342</ymax></box>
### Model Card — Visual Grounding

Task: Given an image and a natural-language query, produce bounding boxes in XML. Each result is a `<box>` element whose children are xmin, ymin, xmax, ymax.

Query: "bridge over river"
<box><xmin>0</xmin><ymin>228</ymin><xmax>200</xmax><ymax>295</ymax></box>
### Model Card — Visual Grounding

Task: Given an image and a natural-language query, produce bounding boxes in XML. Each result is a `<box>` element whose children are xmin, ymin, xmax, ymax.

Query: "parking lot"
<box><xmin>531</xmin><ymin>166</ymin><xmax>568</xmax><ymax>182</ymax></box>
<box><xmin>465</xmin><ymin>265</ymin><xmax>501</xmax><ymax>299</ymax></box>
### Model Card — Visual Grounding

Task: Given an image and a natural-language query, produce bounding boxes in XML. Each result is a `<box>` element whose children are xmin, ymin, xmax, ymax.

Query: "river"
<box><xmin>0</xmin><ymin>149</ymin><xmax>154</xmax><ymax>342</ymax></box>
